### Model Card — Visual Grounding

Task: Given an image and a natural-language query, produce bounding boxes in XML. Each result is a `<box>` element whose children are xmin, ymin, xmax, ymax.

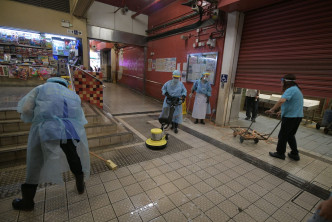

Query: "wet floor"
<box><xmin>0</xmin><ymin>83</ymin><xmax>330</xmax><ymax>222</ymax></box>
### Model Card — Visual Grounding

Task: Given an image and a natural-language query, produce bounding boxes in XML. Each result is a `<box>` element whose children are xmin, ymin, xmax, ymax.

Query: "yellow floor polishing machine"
<box><xmin>145</xmin><ymin>96</ymin><xmax>184</xmax><ymax>150</ymax></box>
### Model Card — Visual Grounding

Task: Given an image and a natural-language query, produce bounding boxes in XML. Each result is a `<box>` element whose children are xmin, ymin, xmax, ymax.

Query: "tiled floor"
<box><xmin>231</xmin><ymin>112</ymin><xmax>332</xmax><ymax>159</ymax></box>
<box><xmin>0</xmin><ymin>145</ymin><xmax>323</xmax><ymax>221</ymax></box>
<box><xmin>103</xmin><ymin>83</ymin><xmax>162</xmax><ymax>115</ymax></box>
<box><xmin>0</xmin><ymin>83</ymin><xmax>331</xmax><ymax>222</ymax></box>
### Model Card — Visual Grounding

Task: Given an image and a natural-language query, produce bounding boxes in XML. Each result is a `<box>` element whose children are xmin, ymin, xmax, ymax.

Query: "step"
<box><xmin>0</xmin><ymin>122</ymin><xmax>119</xmax><ymax>148</ymax></box>
<box><xmin>0</xmin><ymin>97</ymin><xmax>97</xmax><ymax>121</ymax></box>
<box><xmin>0</xmin><ymin>131</ymin><xmax>134</xmax><ymax>163</ymax></box>
<box><xmin>85</xmin><ymin>123</ymin><xmax>117</xmax><ymax>135</ymax></box>
<box><xmin>0</xmin><ymin>105</ymin><xmax>100</xmax><ymax>122</ymax></box>
<box><xmin>0</xmin><ymin>144</ymin><xmax>27</xmax><ymax>163</ymax></box>
<box><xmin>0</xmin><ymin>114</ymin><xmax>107</xmax><ymax>134</ymax></box>
<box><xmin>82</xmin><ymin>103</ymin><xmax>97</xmax><ymax>116</ymax></box>
<box><xmin>0</xmin><ymin>131</ymin><xmax>29</xmax><ymax>147</ymax></box>
<box><xmin>85</xmin><ymin>114</ymin><xmax>104</xmax><ymax>124</ymax></box>
<box><xmin>0</xmin><ymin>102</ymin><xmax>134</xmax><ymax>163</ymax></box>
<box><xmin>0</xmin><ymin>119</ymin><xmax>31</xmax><ymax>133</ymax></box>
<box><xmin>0</xmin><ymin>131</ymin><xmax>133</xmax><ymax>153</ymax></box>
<box><xmin>0</xmin><ymin>110</ymin><xmax>20</xmax><ymax>120</ymax></box>
<box><xmin>0</xmin><ymin>116</ymin><xmax>105</xmax><ymax>132</ymax></box>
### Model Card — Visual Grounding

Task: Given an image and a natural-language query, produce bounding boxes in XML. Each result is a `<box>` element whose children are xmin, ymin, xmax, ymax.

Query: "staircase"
<box><xmin>0</xmin><ymin>102</ymin><xmax>134</xmax><ymax>163</ymax></box>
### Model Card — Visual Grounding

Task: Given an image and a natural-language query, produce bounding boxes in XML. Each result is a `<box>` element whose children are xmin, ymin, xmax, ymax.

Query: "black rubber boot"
<box><xmin>200</xmin><ymin>120</ymin><xmax>205</xmax><ymax>125</ymax></box>
<box><xmin>194</xmin><ymin>119</ymin><xmax>198</xmax><ymax>124</ymax></box>
<box><xmin>12</xmin><ymin>184</ymin><xmax>38</xmax><ymax>211</ymax></box>
<box><xmin>174</xmin><ymin>123</ymin><xmax>178</xmax><ymax>134</ymax></box>
<box><xmin>75</xmin><ymin>174</ymin><xmax>85</xmax><ymax>194</ymax></box>
<box><xmin>170</xmin><ymin>122</ymin><xmax>175</xmax><ymax>130</ymax></box>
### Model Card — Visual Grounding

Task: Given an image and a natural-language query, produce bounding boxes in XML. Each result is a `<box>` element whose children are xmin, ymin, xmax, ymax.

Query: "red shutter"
<box><xmin>235</xmin><ymin>0</ymin><xmax>332</xmax><ymax>98</ymax></box>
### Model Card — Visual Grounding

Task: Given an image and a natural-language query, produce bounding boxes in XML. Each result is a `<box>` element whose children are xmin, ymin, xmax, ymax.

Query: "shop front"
<box><xmin>0</xmin><ymin>27</ymin><xmax>82</xmax><ymax>84</ymax></box>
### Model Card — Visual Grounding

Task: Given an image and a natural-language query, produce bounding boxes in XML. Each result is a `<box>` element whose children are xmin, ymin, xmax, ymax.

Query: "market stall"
<box><xmin>259</xmin><ymin>93</ymin><xmax>320</xmax><ymax>124</ymax></box>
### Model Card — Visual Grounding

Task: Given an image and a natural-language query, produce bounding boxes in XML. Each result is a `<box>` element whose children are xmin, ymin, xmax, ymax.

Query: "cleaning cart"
<box><xmin>231</xmin><ymin>119</ymin><xmax>282</xmax><ymax>144</ymax></box>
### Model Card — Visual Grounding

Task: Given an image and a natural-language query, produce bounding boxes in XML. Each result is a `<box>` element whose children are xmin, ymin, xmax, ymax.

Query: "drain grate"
<box><xmin>179</xmin><ymin>124</ymin><xmax>331</xmax><ymax>200</ymax></box>
<box><xmin>120</xmin><ymin>115</ymin><xmax>160</xmax><ymax>138</ymax></box>
<box><xmin>97</xmin><ymin>139</ymin><xmax>192</xmax><ymax>169</ymax></box>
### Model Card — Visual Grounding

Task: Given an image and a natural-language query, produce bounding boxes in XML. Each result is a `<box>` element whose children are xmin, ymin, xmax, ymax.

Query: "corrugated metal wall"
<box><xmin>235</xmin><ymin>0</ymin><xmax>332</xmax><ymax>98</ymax></box>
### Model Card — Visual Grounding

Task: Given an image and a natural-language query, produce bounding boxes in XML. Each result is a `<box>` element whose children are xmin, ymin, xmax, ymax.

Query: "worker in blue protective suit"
<box><xmin>161</xmin><ymin>70</ymin><xmax>187</xmax><ymax>133</ymax></box>
<box><xmin>190</xmin><ymin>72</ymin><xmax>212</xmax><ymax>124</ymax></box>
<box><xmin>12</xmin><ymin>77</ymin><xmax>90</xmax><ymax>211</ymax></box>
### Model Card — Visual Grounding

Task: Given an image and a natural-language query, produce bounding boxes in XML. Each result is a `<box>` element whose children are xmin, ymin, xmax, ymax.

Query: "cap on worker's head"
<box><xmin>47</xmin><ymin>77</ymin><xmax>69</xmax><ymax>87</ymax></box>
<box><xmin>201</xmin><ymin>72</ymin><xmax>210</xmax><ymax>78</ymax></box>
<box><xmin>283</xmin><ymin>74</ymin><xmax>296</xmax><ymax>81</ymax></box>
<box><xmin>172</xmin><ymin>70</ymin><xmax>181</xmax><ymax>78</ymax></box>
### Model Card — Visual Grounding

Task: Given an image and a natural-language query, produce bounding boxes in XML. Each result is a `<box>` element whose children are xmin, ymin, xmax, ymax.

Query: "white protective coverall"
<box><xmin>17</xmin><ymin>79</ymin><xmax>90</xmax><ymax>185</ymax></box>
<box><xmin>191</xmin><ymin>78</ymin><xmax>212</xmax><ymax>119</ymax></box>
<box><xmin>161</xmin><ymin>79</ymin><xmax>187</xmax><ymax>124</ymax></box>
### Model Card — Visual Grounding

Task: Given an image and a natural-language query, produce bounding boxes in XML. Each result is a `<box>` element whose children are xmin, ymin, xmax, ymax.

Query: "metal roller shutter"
<box><xmin>235</xmin><ymin>0</ymin><xmax>332</xmax><ymax>98</ymax></box>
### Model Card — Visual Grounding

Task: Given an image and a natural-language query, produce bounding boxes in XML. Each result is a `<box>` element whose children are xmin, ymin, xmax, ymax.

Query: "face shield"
<box><xmin>202</xmin><ymin>75</ymin><xmax>209</xmax><ymax>82</ymax></box>
<box><xmin>202</xmin><ymin>73</ymin><xmax>210</xmax><ymax>82</ymax></box>
<box><xmin>281</xmin><ymin>78</ymin><xmax>295</xmax><ymax>85</ymax></box>
<box><xmin>172</xmin><ymin>77</ymin><xmax>180</xmax><ymax>84</ymax></box>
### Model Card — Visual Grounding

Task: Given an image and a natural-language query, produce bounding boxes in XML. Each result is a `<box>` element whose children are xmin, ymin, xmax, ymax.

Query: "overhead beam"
<box><xmin>72</xmin><ymin>0</ymin><xmax>95</xmax><ymax>18</ymax></box>
<box><xmin>131</xmin><ymin>0</ymin><xmax>162</xmax><ymax>19</ymax></box>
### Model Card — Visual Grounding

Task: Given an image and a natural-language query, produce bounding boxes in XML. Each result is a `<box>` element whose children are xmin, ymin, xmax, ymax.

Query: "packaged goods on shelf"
<box><xmin>0</xmin><ymin>27</ymin><xmax>81</xmax><ymax>81</ymax></box>
<box><xmin>0</xmin><ymin>65</ymin><xmax>9</xmax><ymax>76</ymax></box>
<box><xmin>18</xmin><ymin>65</ymin><xmax>29</xmax><ymax>80</ymax></box>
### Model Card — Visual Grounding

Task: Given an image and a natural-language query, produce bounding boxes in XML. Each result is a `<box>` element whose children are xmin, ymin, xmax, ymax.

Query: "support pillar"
<box><xmin>215</xmin><ymin>11</ymin><xmax>244</xmax><ymax>126</ymax></box>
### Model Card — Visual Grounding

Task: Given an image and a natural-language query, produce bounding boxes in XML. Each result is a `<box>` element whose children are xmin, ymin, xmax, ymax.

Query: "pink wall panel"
<box><xmin>118</xmin><ymin>46</ymin><xmax>145</xmax><ymax>93</ymax></box>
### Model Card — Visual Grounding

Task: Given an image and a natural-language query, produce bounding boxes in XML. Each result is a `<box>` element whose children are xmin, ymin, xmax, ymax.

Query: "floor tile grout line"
<box><xmin>113</xmin><ymin>110</ymin><xmax>162</xmax><ymax>117</ymax></box>
<box><xmin>179</xmin><ymin>124</ymin><xmax>330</xmax><ymax>200</ymax></box>
<box><xmin>64</xmin><ymin>181</ymin><xmax>70</xmax><ymax>221</ymax></box>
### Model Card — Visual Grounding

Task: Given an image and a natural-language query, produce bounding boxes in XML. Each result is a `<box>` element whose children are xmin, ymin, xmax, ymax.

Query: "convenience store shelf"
<box><xmin>0</xmin><ymin>42</ymin><xmax>52</xmax><ymax>50</ymax></box>
<box><xmin>0</xmin><ymin>63</ymin><xmax>49</xmax><ymax>67</ymax></box>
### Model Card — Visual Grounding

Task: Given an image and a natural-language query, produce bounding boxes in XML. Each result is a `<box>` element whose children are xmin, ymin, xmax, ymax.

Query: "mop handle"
<box><xmin>186</xmin><ymin>94</ymin><xmax>193</xmax><ymax>114</ymax></box>
<box><xmin>247</xmin><ymin>120</ymin><xmax>255</xmax><ymax>131</ymax></box>
<box><xmin>266</xmin><ymin>120</ymin><xmax>282</xmax><ymax>140</ymax></box>
<box><xmin>90</xmin><ymin>151</ymin><xmax>106</xmax><ymax>162</ymax></box>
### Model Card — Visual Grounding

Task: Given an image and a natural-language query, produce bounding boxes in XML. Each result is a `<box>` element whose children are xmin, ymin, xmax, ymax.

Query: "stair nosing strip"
<box><xmin>0</xmin><ymin>131</ymin><xmax>29</xmax><ymax>137</ymax></box>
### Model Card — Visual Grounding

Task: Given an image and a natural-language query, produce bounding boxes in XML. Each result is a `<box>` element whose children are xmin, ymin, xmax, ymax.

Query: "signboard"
<box><xmin>155</xmin><ymin>57</ymin><xmax>176</xmax><ymax>72</ymax></box>
<box><xmin>186</xmin><ymin>52</ymin><xmax>218</xmax><ymax>85</ymax></box>
<box><xmin>221</xmin><ymin>74</ymin><xmax>228</xmax><ymax>83</ymax></box>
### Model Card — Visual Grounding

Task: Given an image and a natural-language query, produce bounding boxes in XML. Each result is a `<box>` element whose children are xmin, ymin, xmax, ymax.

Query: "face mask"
<box><xmin>203</xmin><ymin>77</ymin><xmax>208</xmax><ymax>82</ymax></box>
<box><xmin>173</xmin><ymin>78</ymin><xmax>179</xmax><ymax>84</ymax></box>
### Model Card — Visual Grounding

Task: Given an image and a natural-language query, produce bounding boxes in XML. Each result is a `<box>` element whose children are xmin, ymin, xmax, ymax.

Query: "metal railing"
<box><xmin>146</xmin><ymin>79</ymin><xmax>163</xmax><ymax>86</ymax></box>
<box><xmin>67</xmin><ymin>64</ymin><xmax>76</xmax><ymax>91</ymax></box>
<box><xmin>69</xmin><ymin>65</ymin><xmax>105</xmax><ymax>88</ymax></box>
